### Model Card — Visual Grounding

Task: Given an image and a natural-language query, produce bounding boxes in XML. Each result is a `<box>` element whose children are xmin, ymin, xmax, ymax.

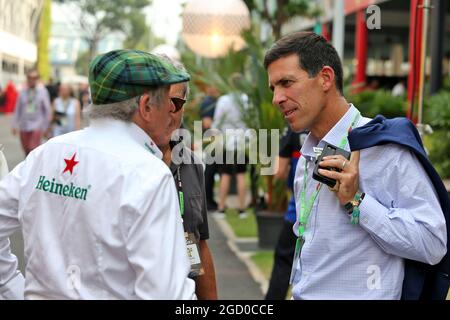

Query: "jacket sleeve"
<box><xmin>0</xmin><ymin>162</ymin><xmax>25</xmax><ymax>300</ymax></box>
<box><xmin>121</xmin><ymin>167</ymin><xmax>196</xmax><ymax>300</ymax></box>
<box><xmin>358</xmin><ymin>146</ymin><xmax>447</xmax><ymax>265</ymax></box>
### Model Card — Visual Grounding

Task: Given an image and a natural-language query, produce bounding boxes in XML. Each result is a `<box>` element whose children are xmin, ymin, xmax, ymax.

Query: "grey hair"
<box><xmin>85</xmin><ymin>85</ymin><xmax>169</xmax><ymax>121</ymax></box>
<box><xmin>155</xmin><ymin>53</ymin><xmax>190</xmax><ymax>99</ymax></box>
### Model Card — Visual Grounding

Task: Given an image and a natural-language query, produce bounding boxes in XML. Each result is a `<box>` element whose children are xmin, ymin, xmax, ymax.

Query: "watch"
<box><xmin>344</xmin><ymin>191</ymin><xmax>365</xmax><ymax>215</ymax></box>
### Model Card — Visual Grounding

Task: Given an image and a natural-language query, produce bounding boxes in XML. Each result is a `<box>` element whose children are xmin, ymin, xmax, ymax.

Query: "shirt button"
<box><xmin>363</xmin><ymin>217</ymin><xmax>369</xmax><ymax>224</ymax></box>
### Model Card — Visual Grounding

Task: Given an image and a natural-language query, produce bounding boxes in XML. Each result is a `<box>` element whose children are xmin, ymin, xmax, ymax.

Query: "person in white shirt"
<box><xmin>0</xmin><ymin>49</ymin><xmax>196</xmax><ymax>299</ymax></box>
<box><xmin>50</xmin><ymin>83</ymin><xmax>82</xmax><ymax>137</ymax></box>
<box><xmin>212</xmin><ymin>73</ymin><xmax>249</xmax><ymax>218</ymax></box>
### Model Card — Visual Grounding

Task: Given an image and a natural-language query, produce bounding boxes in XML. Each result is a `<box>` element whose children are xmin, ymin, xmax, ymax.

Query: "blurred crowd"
<box><xmin>1</xmin><ymin>71</ymin><xmax>91</xmax><ymax>155</ymax></box>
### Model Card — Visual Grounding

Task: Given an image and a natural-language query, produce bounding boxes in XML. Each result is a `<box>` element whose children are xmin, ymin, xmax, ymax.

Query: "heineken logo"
<box><xmin>35</xmin><ymin>176</ymin><xmax>89</xmax><ymax>201</ymax></box>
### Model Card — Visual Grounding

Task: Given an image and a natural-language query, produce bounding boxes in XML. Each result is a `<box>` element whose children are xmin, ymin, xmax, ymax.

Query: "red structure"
<box><xmin>3</xmin><ymin>81</ymin><xmax>18</xmax><ymax>114</ymax></box>
<box><xmin>322</xmin><ymin>23</ymin><xmax>331</xmax><ymax>41</ymax></box>
<box><xmin>352</xmin><ymin>9</ymin><xmax>369</xmax><ymax>93</ymax></box>
<box><xmin>407</xmin><ymin>0</ymin><xmax>424</xmax><ymax>121</ymax></box>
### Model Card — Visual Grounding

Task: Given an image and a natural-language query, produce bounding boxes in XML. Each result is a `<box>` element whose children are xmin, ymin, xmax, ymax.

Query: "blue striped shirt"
<box><xmin>292</xmin><ymin>105</ymin><xmax>447</xmax><ymax>299</ymax></box>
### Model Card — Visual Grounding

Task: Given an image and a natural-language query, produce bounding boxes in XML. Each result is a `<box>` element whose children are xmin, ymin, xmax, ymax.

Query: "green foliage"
<box><xmin>181</xmin><ymin>26</ymin><xmax>288</xmax><ymax>211</ymax></box>
<box><xmin>75</xmin><ymin>50</ymin><xmax>90</xmax><ymax>76</ymax></box>
<box><xmin>443</xmin><ymin>77</ymin><xmax>450</xmax><ymax>91</ymax></box>
<box><xmin>37</xmin><ymin>0</ymin><xmax>52</xmax><ymax>81</ymax></box>
<box><xmin>243</xmin><ymin>0</ymin><xmax>320</xmax><ymax>37</ymax></box>
<box><xmin>122</xmin><ymin>12</ymin><xmax>150</xmax><ymax>50</ymax></box>
<box><xmin>425</xmin><ymin>90</ymin><xmax>450</xmax><ymax>129</ymax></box>
<box><xmin>67</xmin><ymin>0</ymin><xmax>151</xmax><ymax>61</ymax></box>
<box><xmin>424</xmin><ymin>131</ymin><xmax>450</xmax><ymax>179</ymax></box>
<box><xmin>349</xmin><ymin>89</ymin><xmax>407</xmax><ymax>119</ymax></box>
<box><xmin>423</xmin><ymin>90</ymin><xmax>450</xmax><ymax>179</ymax></box>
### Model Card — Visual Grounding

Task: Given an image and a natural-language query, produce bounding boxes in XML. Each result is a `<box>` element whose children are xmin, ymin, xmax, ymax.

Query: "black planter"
<box><xmin>255</xmin><ymin>210</ymin><xmax>285</xmax><ymax>249</ymax></box>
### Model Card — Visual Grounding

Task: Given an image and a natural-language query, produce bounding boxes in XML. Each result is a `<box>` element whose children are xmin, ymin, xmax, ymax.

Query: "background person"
<box><xmin>50</xmin><ymin>83</ymin><xmax>82</xmax><ymax>137</ymax></box>
<box><xmin>200</xmin><ymin>85</ymin><xmax>220</xmax><ymax>211</ymax></box>
<box><xmin>11</xmin><ymin>70</ymin><xmax>51</xmax><ymax>156</ymax></box>
<box><xmin>212</xmin><ymin>74</ymin><xmax>249</xmax><ymax>218</ymax></box>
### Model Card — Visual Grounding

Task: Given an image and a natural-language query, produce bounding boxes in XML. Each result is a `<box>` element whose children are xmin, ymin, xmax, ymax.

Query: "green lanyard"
<box><xmin>295</xmin><ymin>111</ymin><xmax>361</xmax><ymax>254</ymax></box>
<box><xmin>176</xmin><ymin>166</ymin><xmax>184</xmax><ymax>217</ymax></box>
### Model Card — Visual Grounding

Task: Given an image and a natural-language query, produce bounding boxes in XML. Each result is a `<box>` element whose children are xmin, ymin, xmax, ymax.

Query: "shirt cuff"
<box><xmin>0</xmin><ymin>271</ymin><xmax>25</xmax><ymax>300</ymax></box>
<box><xmin>358</xmin><ymin>193</ymin><xmax>389</xmax><ymax>237</ymax></box>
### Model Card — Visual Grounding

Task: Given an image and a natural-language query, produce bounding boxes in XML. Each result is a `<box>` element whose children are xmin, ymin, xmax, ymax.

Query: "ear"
<box><xmin>319</xmin><ymin>66</ymin><xmax>336</xmax><ymax>93</ymax></box>
<box><xmin>138</xmin><ymin>93</ymin><xmax>152</xmax><ymax>122</ymax></box>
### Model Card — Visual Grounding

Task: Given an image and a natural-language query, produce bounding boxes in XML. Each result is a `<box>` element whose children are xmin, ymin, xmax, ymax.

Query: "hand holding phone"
<box><xmin>312</xmin><ymin>142</ymin><xmax>351</xmax><ymax>188</ymax></box>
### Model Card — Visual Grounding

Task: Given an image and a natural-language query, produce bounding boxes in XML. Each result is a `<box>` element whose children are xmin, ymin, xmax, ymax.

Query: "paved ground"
<box><xmin>0</xmin><ymin>113</ymin><xmax>264</xmax><ymax>299</ymax></box>
<box><xmin>208</xmin><ymin>215</ymin><xmax>264</xmax><ymax>299</ymax></box>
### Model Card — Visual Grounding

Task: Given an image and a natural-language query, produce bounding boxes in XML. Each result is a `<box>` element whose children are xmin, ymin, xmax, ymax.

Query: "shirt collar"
<box><xmin>128</xmin><ymin>122</ymin><xmax>163</xmax><ymax>159</ymax></box>
<box><xmin>90</xmin><ymin>118</ymin><xmax>163</xmax><ymax>159</ymax></box>
<box><xmin>300</xmin><ymin>104</ymin><xmax>360</xmax><ymax>161</ymax></box>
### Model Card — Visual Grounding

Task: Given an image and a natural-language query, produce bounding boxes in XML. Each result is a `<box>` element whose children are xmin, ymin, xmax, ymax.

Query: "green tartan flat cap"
<box><xmin>88</xmin><ymin>49</ymin><xmax>190</xmax><ymax>105</ymax></box>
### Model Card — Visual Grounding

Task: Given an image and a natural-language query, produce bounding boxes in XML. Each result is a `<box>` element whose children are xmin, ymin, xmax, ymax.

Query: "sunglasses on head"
<box><xmin>170</xmin><ymin>97</ymin><xmax>186</xmax><ymax>113</ymax></box>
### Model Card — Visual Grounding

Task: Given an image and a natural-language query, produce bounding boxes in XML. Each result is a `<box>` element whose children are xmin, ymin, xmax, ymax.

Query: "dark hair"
<box><xmin>264</xmin><ymin>32</ymin><xmax>344</xmax><ymax>95</ymax></box>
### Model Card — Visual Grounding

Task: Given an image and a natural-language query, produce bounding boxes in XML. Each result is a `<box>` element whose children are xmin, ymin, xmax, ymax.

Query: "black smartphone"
<box><xmin>312</xmin><ymin>142</ymin><xmax>351</xmax><ymax>188</ymax></box>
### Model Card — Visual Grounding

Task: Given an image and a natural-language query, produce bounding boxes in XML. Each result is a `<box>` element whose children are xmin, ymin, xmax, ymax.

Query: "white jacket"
<box><xmin>0</xmin><ymin>119</ymin><xmax>195</xmax><ymax>299</ymax></box>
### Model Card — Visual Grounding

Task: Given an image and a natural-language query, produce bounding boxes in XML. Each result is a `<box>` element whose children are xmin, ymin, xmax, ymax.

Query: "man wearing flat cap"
<box><xmin>0</xmin><ymin>50</ymin><xmax>196</xmax><ymax>299</ymax></box>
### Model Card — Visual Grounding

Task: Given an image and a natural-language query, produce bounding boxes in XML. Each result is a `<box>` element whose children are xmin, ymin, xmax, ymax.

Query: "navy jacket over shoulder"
<box><xmin>348</xmin><ymin>115</ymin><xmax>450</xmax><ymax>300</ymax></box>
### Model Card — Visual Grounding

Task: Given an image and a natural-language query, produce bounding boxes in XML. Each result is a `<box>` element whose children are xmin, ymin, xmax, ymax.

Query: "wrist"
<box><xmin>344</xmin><ymin>191</ymin><xmax>365</xmax><ymax>215</ymax></box>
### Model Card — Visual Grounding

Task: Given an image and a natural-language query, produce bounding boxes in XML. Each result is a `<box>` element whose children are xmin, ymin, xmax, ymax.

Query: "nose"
<box><xmin>272</xmin><ymin>88</ymin><xmax>287</xmax><ymax>108</ymax></box>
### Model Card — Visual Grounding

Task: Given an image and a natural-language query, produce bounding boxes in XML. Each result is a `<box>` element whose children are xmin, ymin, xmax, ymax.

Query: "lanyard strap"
<box><xmin>297</xmin><ymin>111</ymin><xmax>361</xmax><ymax>239</ymax></box>
<box><xmin>176</xmin><ymin>166</ymin><xmax>184</xmax><ymax>216</ymax></box>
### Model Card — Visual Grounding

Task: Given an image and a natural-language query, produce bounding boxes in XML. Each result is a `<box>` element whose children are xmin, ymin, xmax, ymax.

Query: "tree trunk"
<box><xmin>87</xmin><ymin>38</ymin><xmax>99</xmax><ymax>66</ymax></box>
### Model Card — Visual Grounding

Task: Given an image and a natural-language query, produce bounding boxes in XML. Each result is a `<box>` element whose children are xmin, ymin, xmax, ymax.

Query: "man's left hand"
<box><xmin>318</xmin><ymin>151</ymin><xmax>360</xmax><ymax>205</ymax></box>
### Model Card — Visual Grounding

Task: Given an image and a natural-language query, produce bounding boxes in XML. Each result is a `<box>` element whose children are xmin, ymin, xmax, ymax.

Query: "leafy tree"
<box><xmin>61</xmin><ymin>0</ymin><xmax>152</xmax><ymax>63</ymax></box>
<box><xmin>243</xmin><ymin>0</ymin><xmax>320</xmax><ymax>38</ymax></box>
<box><xmin>75</xmin><ymin>50</ymin><xmax>90</xmax><ymax>76</ymax></box>
<box><xmin>37</xmin><ymin>0</ymin><xmax>52</xmax><ymax>81</ymax></box>
<box><xmin>122</xmin><ymin>13</ymin><xmax>165</xmax><ymax>51</ymax></box>
<box><xmin>122</xmin><ymin>12</ymin><xmax>150</xmax><ymax>50</ymax></box>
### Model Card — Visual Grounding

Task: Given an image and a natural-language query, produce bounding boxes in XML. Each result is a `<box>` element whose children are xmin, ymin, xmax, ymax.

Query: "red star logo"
<box><xmin>63</xmin><ymin>153</ymin><xmax>79</xmax><ymax>175</ymax></box>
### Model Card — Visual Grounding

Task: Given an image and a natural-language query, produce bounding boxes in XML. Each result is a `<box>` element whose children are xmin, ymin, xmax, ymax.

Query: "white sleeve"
<box><xmin>359</xmin><ymin>148</ymin><xmax>447</xmax><ymax>265</ymax></box>
<box><xmin>123</xmin><ymin>170</ymin><xmax>196</xmax><ymax>300</ymax></box>
<box><xmin>212</xmin><ymin>96</ymin><xmax>226</xmax><ymax>130</ymax></box>
<box><xmin>0</xmin><ymin>162</ymin><xmax>25</xmax><ymax>300</ymax></box>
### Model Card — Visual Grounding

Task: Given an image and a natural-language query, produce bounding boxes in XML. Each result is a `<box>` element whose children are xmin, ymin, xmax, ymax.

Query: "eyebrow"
<box><xmin>269</xmin><ymin>76</ymin><xmax>297</xmax><ymax>91</ymax></box>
